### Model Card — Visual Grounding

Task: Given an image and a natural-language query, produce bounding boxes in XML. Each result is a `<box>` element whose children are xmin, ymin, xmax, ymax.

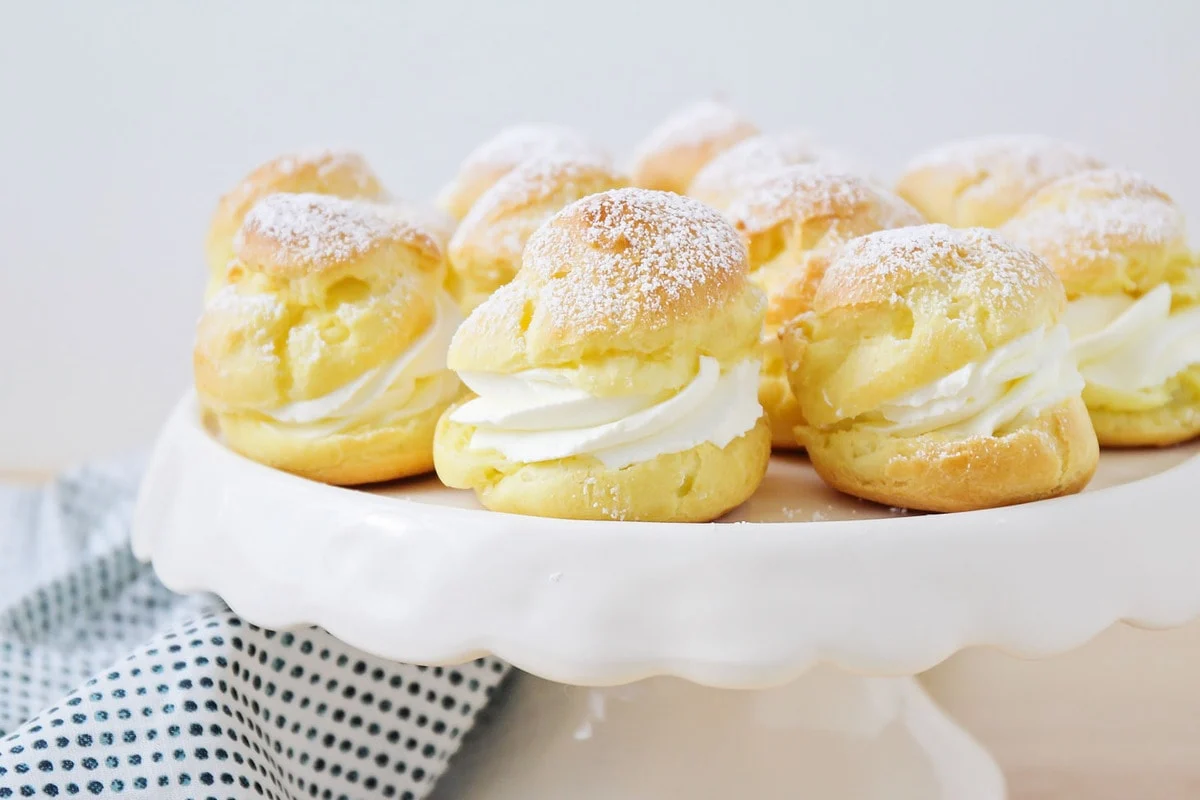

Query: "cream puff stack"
<box><xmin>194</xmin><ymin>193</ymin><xmax>463</xmax><ymax>484</ymax></box>
<box><xmin>629</xmin><ymin>100</ymin><xmax>759</xmax><ymax>194</ymax></box>
<box><xmin>434</xmin><ymin>188</ymin><xmax>771</xmax><ymax>521</ymax></box>
<box><xmin>1001</xmin><ymin>169</ymin><xmax>1200</xmax><ymax>446</ymax></box>
<box><xmin>724</xmin><ymin>165</ymin><xmax>925</xmax><ymax>448</ymax></box>
<box><xmin>206</xmin><ymin>150</ymin><xmax>388</xmax><ymax>298</ymax></box>
<box><xmin>191</xmin><ymin>115</ymin><xmax>1199</xmax><ymax>518</ymax></box>
<box><xmin>896</xmin><ymin>135</ymin><xmax>1104</xmax><ymax>228</ymax></box>
<box><xmin>446</xmin><ymin>152</ymin><xmax>627</xmax><ymax>312</ymax></box>
<box><xmin>780</xmin><ymin>225</ymin><xmax>1099</xmax><ymax>512</ymax></box>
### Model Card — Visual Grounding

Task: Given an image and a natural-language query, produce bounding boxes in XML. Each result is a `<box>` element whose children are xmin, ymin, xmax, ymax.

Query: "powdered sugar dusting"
<box><xmin>199</xmin><ymin>286</ymin><xmax>287</xmax><ymax>368</ymax></box>
<box><xmin>526</xmin><ymin>189</ymin><xmax>748</xmax><ymax>333</ymax></box>
<box><xmin>582</xmin><ymin>476</ymin><xmax>629</xmax><ymax>521</ymax></box>
<box><xmin>726</xmin><ymin>164</ymin><xmax>921</xmax><ymax>235</ymax></box>
<box><xmin>688</xmin><ymin>130</ymin><xmax>859</xmax><ymax>199</ymax></box>
<box><xmin>377</xmin><ymin>201</ymin><xmax>457</xmax><ymax>247</ymax></box>
<box><xmin>285</xmin><ymin>323</ymin><xmax>323</xmax><ymax>367</ymax></box>
<box><xmin>222</xmin><ymin>149</ymin><xmax>380</xmax><ymax>214</ymax></box>
<box><xmin>456</xmin><ymin>189</ymin><xmax>748</xmax><ymax>348</ymax></box>
<box><xmin>457</xmin><ymin>124</ymin><xmax>603</xmax><ymax>177</ymax></box>
<box><xmin>450</xmin><ymin>151</ymin><xmax>620</xmax><ymax>274</ymax></box>
<box><xmin>826</xmin><ymin>224</ymin><xmax>1056</xmax><ymax>309</ymax></box>
<box><xmin>455</xmin><ymin>280</ymin><xmax>533</xmax><ymax>351</ymax></box>
<box><xmin>204</xmin><ymin>284</ymin><xmax>286</xmax><ymax>318</ymax></box>
<box><xmin>1005</xmin><ymin>200</ymin><xmax>1184</xmax><ymax>265</ymax></box>
<box><xmin>631</xmin><ymin>100</ymin><xmax>754</xmax><ymax>163</ymax></box>
<box><xmin>1001</xmin><ymin>168</ymin><xmax>1186</xmax><ymax>265</ymax></box>
<box><xmin>730</xmin><ymin>166</ymin><xmax>868</xmax><ymax>231</ymax></box>
<box><xmin>1052</xmin><ymin>167</ymin><xmax>1172</xmax><ymax>200</ymax></box>
<box><xmin>272</xmin><ymin>148</ymin><xmax>375</xmax><ymax>188</ymax></box>
<box><xmin>904</xmin><ymin>135</ymin><xmax>1101</xmax><ymax>196</ymax></box>
<box><xmin>237</xmin><ymin>193</ymin><xmax>414</xmax><ymax>267</ymax></box>
<box><xmin>459</xmin><ymin>152</ymin><xmax>616</xmax><ymax>231</ymax></box>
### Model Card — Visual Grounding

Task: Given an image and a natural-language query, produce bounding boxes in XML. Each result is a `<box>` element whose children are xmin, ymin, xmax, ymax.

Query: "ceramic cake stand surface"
<box><xmin>133</xmin><ymin>395</ymin><xmax>1200</xmax><ymax>800</ymax></box>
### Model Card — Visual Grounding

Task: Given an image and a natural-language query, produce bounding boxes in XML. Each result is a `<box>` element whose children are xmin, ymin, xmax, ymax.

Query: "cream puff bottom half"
<box><xmin>219</xmin><ymin>398</ymin><xmax>446</xmax><ymax>486</ymax></box>
<box><xmin>434</xmin><ymin>410</ymin><xmax>771</xmax><ymax>522</ymax></box>
<box><xmin>802</xmin><ymin>398</ymin><xmax>1099</xmax><ymax>513</ymax></box>
<box><xmin>1085</xmin><ymin>366</ymin><xmax>1200</xmax><ymax>447</ymax></box>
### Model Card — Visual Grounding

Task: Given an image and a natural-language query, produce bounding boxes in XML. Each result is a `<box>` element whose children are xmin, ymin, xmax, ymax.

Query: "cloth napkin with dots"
<box><xmin>0</xmin><ymin>462</ymin><xmax>510</xmax><ymax>799</ymax></box>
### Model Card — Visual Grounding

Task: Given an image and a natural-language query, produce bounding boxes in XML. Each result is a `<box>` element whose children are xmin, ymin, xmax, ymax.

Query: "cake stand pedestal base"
<box><xmin>433</xmin><ymin>666</ymin><xmax>1005</xmax><ymax>800</ymax></box>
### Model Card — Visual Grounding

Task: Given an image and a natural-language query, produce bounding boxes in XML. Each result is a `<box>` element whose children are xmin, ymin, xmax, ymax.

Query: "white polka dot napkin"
<box><xmin>0</xmin><ymin>462</ymin><xmax>510</xmax><ymax>799</ymax></box>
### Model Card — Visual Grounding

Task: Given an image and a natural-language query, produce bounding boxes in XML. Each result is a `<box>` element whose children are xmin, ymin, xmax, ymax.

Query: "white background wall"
<box><xmin>2</xmin><ymin>0</ymin><xmax>1198</xmax><ymax>468</ymax></box>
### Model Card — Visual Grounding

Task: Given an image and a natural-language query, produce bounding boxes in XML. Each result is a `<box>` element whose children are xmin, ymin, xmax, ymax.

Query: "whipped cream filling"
<box><xmin>450</xmin><ymin>357</ymin><xmax>763</xmax><ymax>469</ymax></box>
<box><xmin>867</xmin><ymin>325</ymin><xmax>1083</xmax><ymax>437</ymax></box>
<box><xmin>262</xmin><ymin>292</ymin><xmax>463</xmax><ymax>437</ymax></box>
<box><xmin>1063</xmin><ymin>283</ymin><xmax>1200</xmax><ymax>392</ymax></box>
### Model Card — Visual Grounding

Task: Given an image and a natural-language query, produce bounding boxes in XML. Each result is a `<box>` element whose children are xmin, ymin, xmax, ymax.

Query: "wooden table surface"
<box><xmin>4</xmin><ymin>468</ymin><xmax>1197</xmax><ymax>796</ymax></box>
<box><xmin>924</xmin><ymin>620</ymin><xmax>1200</xmax><ymax>798</ymax></box>
<box><xmin>0</xmin><ymin>469</ymin><xmax>53</xmax><ymax>483</ymax></box>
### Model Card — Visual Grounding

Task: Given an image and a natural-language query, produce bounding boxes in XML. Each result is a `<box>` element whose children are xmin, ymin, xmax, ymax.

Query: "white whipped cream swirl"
<box><xmin>263</xmin><ymin>292</ymin><xmax>463</xmax><ymax>437</ymax></box>
<box><xmin>869</xmin><ymin>325</ymin><xmax>1083</xmax><ymax>436</ymax></box>
<box><xmin>1063</xmin><ymin>283</ymin><xmax>1200</xmax><ymax>392</ymax></box>
<box><xmin>450</xmin><ymin>357</ymin><xmax>763</xmax><ymax>469</ymax></box>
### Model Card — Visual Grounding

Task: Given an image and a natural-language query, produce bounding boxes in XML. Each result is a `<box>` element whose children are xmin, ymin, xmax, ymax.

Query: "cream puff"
<box><xmin>724</xmin><ymin>165</ymin><xmax>925</xmax><ymax>448</ymax></box>
<box><xmin>445</xmin><ymin>152</ymin><xmax>627</xmax><ymax>313</ymax></box>
<box><xmin>194</xmin><ymin>192</ymin><xmax>463</xmax><ymax>485</ymax></box>
<box><xmin>434</xmin><ymin>188</ymin><xmax>771</xmax><ymax>521</ymax></box>
<box><xmin>688</xmin><ymin>130</ymin><xmax>870</xmax><ymax>213</ymax></box>
<box><xmin>206</xmin><ymin>149</ymin><xmax>387</xmax><ymax>298</ymax></box>
<box><xmin>896</xmin><ymin>135</ymin><xmax>1103</xmax><ymax>228</ymax></box>
<box><xmin>780</xmin><ymin>224</ymin><xmax>1099</xmax><ymax>512</ymax></box>
<box><xmin>1001</xmin><ymin>168</ymin><xmax>1200</xmax><ymax>446</ymax></box>
<box><xmin>628</xmin><ymin>100</ymin><xmax>759</xmax><ymax>194</ymax></box>
<box><xmin>436</xmin><ymin>124</ymin><xmax>606</xmax><ymax>221</ymax></box>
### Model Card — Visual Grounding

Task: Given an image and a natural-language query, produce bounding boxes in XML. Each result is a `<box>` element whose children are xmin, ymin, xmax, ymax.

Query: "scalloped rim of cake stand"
<box><xmin>133</xmin><ymin>394</ymin><xmax>1200</xmax><ymax>688</ymax></box>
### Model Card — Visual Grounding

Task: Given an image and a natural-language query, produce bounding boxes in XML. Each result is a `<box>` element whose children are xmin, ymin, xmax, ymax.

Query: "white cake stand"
<box><xmin>133</xmin><ymin>395</ymin><xmax>1200</xmax><ymax>799</ymax></box>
